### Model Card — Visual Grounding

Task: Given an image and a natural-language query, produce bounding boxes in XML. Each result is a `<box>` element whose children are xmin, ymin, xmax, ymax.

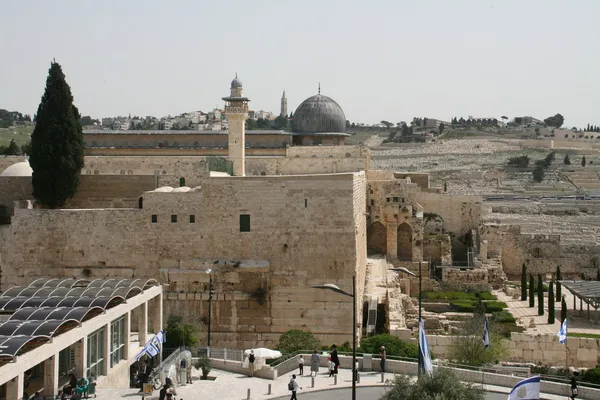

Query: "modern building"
<box><xmin>0</xmin><ymin>278</ymin><xmax>162</xmax><ymax>399</ymax></box>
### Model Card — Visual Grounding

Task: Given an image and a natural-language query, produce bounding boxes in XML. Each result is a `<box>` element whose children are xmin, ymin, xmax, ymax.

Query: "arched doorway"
<box><xmin>367</xmin><ymin>221</ymin><xmax>387</xmax><ymax>255</ymax></box>
<box><xmin>397</xmin><ymin>223</ymin><xmax>413</xmax><ymax>261</ymax></box>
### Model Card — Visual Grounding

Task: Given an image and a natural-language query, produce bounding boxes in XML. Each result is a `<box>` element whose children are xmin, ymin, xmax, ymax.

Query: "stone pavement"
<box><xmin>497</xmin><ymin>289</ymin><xmax>600</xmax><ymax>335</ymax></box>
<box><xmin>93</xmin><ymin>367</ymin><xmax>567</xmax><ymax>400</ymax></box>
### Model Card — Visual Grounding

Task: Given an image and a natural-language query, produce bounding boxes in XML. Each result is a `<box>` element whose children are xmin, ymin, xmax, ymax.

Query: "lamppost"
<box><xmin>205</xmin><ymin>269</ymin><xmax>215</xmax><ymax>350</ymax></box>
<box><xmin>313</xmin><ymin>276</ymin><xmax>356</xmax><ymax>400</ymax></box>
<box><xmin>390</xmin><ymin>263</ymin><xmax>422</xmax><ymax>376</ymax></box>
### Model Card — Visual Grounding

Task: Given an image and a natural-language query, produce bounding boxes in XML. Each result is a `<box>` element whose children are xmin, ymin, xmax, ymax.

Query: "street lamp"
<box><xmin>204</xmin><ymin>269</ymin><xmax>215</xmax><ymax>349</ymax></box>
<box><xmin>390</xmin><ymin>263</ymin><xmax>422</xmax><ymax>377</ymax></box>
<box><xmin>313</xmin><ymin>276</ymin><xmax>356</xmax><ymax>400</ymax></box>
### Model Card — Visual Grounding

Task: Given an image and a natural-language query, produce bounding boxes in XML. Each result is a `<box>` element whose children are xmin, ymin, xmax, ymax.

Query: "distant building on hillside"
<box><xmin>513</xmin><ymin>116</ymin><xmax>543</xmax><ymax>125</ymax></box>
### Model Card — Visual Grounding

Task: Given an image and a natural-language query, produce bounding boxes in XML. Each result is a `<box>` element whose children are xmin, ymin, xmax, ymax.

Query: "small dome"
<box><xmin>291</xmin><ymin>94</ymin><xmax>346</xmax><ymax>134</ymax></box>
<box><xmin>1</xmin><ymin>160</ymin><xmax>32</xmax><ymax>177</ymax></box>
<box><xmin>231</xmin><ymin>74</ymin><xmax>243</xmax><ymax>89</ymax></box>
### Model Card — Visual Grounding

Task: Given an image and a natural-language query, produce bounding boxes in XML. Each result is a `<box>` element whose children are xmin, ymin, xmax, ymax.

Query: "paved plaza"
<box><xmin>497</xmin><ymin>288</ymin><xmax>600</xmax><ymax>335</ymax></box>
<box><xmin>92</xmin><ymin>366</ymin><xmax>567</xmax><ymax>400</ymax></box>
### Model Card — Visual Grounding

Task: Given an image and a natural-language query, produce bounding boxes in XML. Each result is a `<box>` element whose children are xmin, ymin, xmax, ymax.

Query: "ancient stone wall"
<box><xmin>0</xmin><ymin>172</ymin><xmax>367</xmax><ymax>349</ymax></box>
<box><xmin>0</xmin><ymin>176</ymin><xmax>31</xmax><ymax>216</ymax></box>
<box><xmin>415</xmin><ymin>193</ymin><xmax>482</xmax><ymax>237</ymax></box>
<box><xmin>481</xmin><ymin>224</ymin><xmax>599</xmax><ymax>279</ymax></box>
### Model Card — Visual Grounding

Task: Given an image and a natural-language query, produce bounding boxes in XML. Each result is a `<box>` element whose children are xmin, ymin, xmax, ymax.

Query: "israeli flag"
<box><xmin>419</xmin><ymin>319</ymin><xmax>434</xmax><ymax>376</ymax></box>
<box><xmin>507</xmin><ymin>375</ymin><xmax>541</xmax><ymax>400</ymax></box>
<box><xmin>557</xmin><ymin>318</ymin><xmax>567</xmax><ymax>344</ymax></box>
<box><xmin>483</xmin><ymin>314</ymin><xmax>490</xmax><ymax>349</ymax></box>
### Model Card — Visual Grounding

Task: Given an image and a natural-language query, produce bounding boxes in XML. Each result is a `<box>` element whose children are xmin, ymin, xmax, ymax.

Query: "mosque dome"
<box><xmin>291</xmin><ymin>93</ymin><xmax>347</xmax><ymax>135</ymax></box>
<box><xmin>1</xmin><ymin>160</ymin><xmax>32</xmax><ymax>177</ymax></box>
<box><xmin>231</xmin><ymin>74</ymin><xmax>243</xmax><ymax>89</ymax></box>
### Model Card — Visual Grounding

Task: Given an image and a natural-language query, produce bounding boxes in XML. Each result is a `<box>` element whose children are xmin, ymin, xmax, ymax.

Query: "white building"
<box><xmin>0</xmin><ymin>278</ymin><xmax>163</xmax><ymax>399</ymax></box>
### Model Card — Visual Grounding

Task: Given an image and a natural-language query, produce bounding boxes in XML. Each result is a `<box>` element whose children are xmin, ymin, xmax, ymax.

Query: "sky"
<box><xmin>1</xmin><ymin>0</ymin><xmax>599</xmax><ymax>128</ymax></box>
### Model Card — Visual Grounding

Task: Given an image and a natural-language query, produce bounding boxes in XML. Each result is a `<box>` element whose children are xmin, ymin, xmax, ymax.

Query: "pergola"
<box><xmin>559</xmin><ymin>280</ymin><xmax>600</xmax><ymax>324</ymax></box>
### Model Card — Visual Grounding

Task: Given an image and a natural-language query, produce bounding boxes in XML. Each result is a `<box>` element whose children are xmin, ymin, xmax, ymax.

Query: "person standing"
<box><xmin>289</xmin><ymin>374</ymin><xmax>302</xmax><ymax>400</ymax></box>
<box><xmin>310</xmin><ymin>350</ymin><xmax>320</xmax><ymax>377</ymax></box>
<box><xmin>248</xmin><ymin>349</ymin><xmax>256</xmax><ymax>377</ymax></box>
<box><xmin>327</xmin><ymin>357</ymin><xmax>334</xmax><ymax>377</ymax></box>
<box><xmin>298</xmin><ymin>355</ymin><xmax>304</xmax><ymax>375</ymax></box>
<box><xmin>379</xmin><ymin>346</ymin><xmax>386</xmax><ymax>373</ymax></box>
<box><xmin>331</xmin><ymin>345</ymin><xmax>340</xmax><ymax>375</ymax></box>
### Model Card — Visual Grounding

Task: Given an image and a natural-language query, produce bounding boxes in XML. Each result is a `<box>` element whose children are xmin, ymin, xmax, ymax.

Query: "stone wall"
<box><xmin>0</xmin><ymin>176</ymin><xmax>32</xmax><ymax>216</ymax></box>
<box><xmin>0</xmin><ymin>172</ymin><xmax>368</xmax><ymax>349</ymax></box>
<box><xmin>415</xmin><ymin>192</ymin><xmax>482</xmax><ymax>237</ymax></box>
<box><xmin>481</xmin><ymin>224</ymin><xmax>599</xmax><ymax>279</ymax></box>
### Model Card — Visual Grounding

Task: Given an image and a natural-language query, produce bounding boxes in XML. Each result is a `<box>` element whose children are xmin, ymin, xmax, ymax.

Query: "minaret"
<box><xmin>222</xmin><ymin>74</ymin><xmax>250</xmax><ymax>176</ymax></box>
<box><xmin>280</xmin><ymin>90</ymin><xmax>288</xmax><ymax>117</ymax></box>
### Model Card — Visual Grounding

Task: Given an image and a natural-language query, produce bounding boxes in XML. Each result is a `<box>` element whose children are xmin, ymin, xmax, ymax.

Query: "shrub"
<box><xmin>382</xmin><ymin>368</ymin><xmax>485</xmax><ymax>400</ymax></box>
<box><xmin>492</xmin><ymin>311</ymin><xmax>516</xmax><ymax>323</ymax></box>
<box><xmin>484</xmin><ymin>301</ymin><xmax>508</xmax><ymax>313</ymax></box>
<box><xmin>423</xmin><ymin>291</ymin><xmax>496</xmax><ymax>302</ymax></box>
<box><xmin>358</xmin><ymin>334</ymin><xmax>418</xmax><ymax>359</ymax></box>
<box><xmin>277</xmin><ymin>329</ymin><xmax>320</xmax><ymax>354</ymax></box>
<box><xmin>581</xmin><ymin>365</ymin><xmax>600</xmax><ymax>385</ymax></box>
<box><xmin>507</xmin><ymin>155</ymin><xmax>530</xmax><ymax>168</ymax></box>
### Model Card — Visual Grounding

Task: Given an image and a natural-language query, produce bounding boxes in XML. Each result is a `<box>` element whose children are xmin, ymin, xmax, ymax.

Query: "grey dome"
<box><xmin>291</xmin><ymin>94</ymin><xmax>346</xmax><ymax>134</ymax></box>
<box><xmin>230</xmin><ymin>74</ymin><xmax>243</xmax><ymax>89</ymax></box>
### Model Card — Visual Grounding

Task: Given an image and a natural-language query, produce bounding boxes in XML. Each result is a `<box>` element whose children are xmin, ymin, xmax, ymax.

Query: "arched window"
<box><xmin>179</xmin><ymin>177</ymin><xmax>186</xmax><ymax>187</ymax></box>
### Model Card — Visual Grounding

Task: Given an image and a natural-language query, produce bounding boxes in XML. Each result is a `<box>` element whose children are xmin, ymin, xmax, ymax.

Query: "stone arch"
<box><xmin>127</xmin><ymin>170</ymin><xmax>133</xmax><ymax>175</ymax></box>
<box><xmin>120</xmin><ymin>170</ymin><xmax>125</xmax><ymax>175</ymax></box>
<box><xmin>397</xmin><ymin>222</ymin><xmax>413</xmax><ymax>261</ymax></box>
<box><xmin>86</xmin><ymin>170</ymin><xmax>91</xmax><ymax>175</ymax></box>
<box><xmin>93</xmin><ymin>170</ymin><xmax>99</xmax><ymax>175</ymax></box>
<box><xmin>260</xmin><ymin>172</ymin><xmax>266</xmax><ymax>176</ymax></box>
<box><xmin>367</xmin><ymin>221</ymin><xmax>387</xmax><ymax>255</ymax></box>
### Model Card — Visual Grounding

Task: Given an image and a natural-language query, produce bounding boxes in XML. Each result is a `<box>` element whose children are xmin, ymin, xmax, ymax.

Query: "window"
<box><xmin>386</xmin><ymin>198</ymin><xmax>390</xmax><ymax>202</ymax></box>
<box><xmin>111</xmin><ymin>316</ymin><xmax>126</xmax><ymax>367</ymax></box>
<box><xmin>151</xmin><ymin>215</ymin><xmax>157</xmax><ymax>223</ymax></box>
<box><xmin>533</xmin><ymin>248</ymin><xmax>542</xmax><ymax>258</ymax></box>
<box><xmin>87</xmin><ymin>327</ymin><xmax>105</xmax><ymax>378</ymax></box>
<box><xmin>171</xmin><ymin>215</ymin><xmax>177</xmax><ymax>223</ymax></box>
<box><xmin>189</xmin><ymin>215</ymin><xmax>195</xmax><ymax>223</ymax></box>
<box><xmin>370</xmin><ymin>199</ymin><xmax>374</xmax><ymax>206</ymax></box>
<box><xmin>393</xmin><ymin>197</ymin><xmax>399</xmax><ymax>203</ymax></box>
<box><xmin>179</xmin><ymin>177</ymin><xmax>186</xmax><ymax>187</ymax></box>
<box><xmin>304</xmin><ymin>199</ymin><xmax>308</xmax><ymax>208</ymax></box>
<box><xmin>240</xmin><ymin>214</ymin><xmax>251</xmax><ymax>232</ymax></box>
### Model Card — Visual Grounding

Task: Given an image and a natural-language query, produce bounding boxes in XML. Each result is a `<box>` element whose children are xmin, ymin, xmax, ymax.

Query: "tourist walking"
<box><xmin>298</xmin><ymin>355</ymin><xmax>304</xmax><ymax>375</ymax></box>
<box><xmin>310</xmin><ymin>350</ymin><xmax>320</xmax><ymax>376</ymax></box>
<box><xmin>288</xmin><ymin>374</ymin><xmax>302</xmax><ymax>400</ymax></box>
<box><xmin>330</xmin><ymin>345</ymin><xmax>340</xmax><ymax>375</ymax></box>
<box><xmin>379</xmin><ymin>346</ymin><xmax>386</xmax><ymax>373</ymax></box>
<box><xmin>248</xmin><ymin>349</ymin><xmax>256</xmax><ymax>377</ymax></box>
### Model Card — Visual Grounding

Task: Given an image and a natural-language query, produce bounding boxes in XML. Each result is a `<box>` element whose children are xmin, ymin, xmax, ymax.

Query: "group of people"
<box><xmin>56</xmin><ymin>374</ymin><xmax>89</xmax><ymax>399</ymax></box>
<box><xmin>289</xmin><ymin>344</ymin><xmax>387</xmax><ymax>398</ymax></box>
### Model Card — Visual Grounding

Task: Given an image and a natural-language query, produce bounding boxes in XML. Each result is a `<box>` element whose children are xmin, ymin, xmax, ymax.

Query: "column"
<box><xmin>6</xmin><ymin>373</ymin><xmax>23</xmax><ymax>400</ymax></box>
<box><xmin>124</xmin><ymin>311</ymin><xmax>131</xmax><ymax>360</ymax></box>
<box><xmin>138</xmin><ymin>302</ymin><xmax>148</xmax><ymax>346</ymax></box>
<box><xmin>151</xmin><ymin>292</ymin><xmax>163</xmax><ymax>334</ymax></box>
<box><xmin>74</xmin><ymin>339</ymin><xmax>88</xmax><ymax>378</ymax></box>
<box><xmin>43</xmin><ymin>354</ymin><xmax>59</xmax><ymax>397</ymax></box>
<box><xmin>102</xmin><ymin>323</ymin><xmax>111</xmax><ymax>376</ymax></box>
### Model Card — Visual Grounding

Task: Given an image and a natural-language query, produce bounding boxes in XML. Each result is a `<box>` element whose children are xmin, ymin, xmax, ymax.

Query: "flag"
<box><xmin>557</xmin><ymin>318</ymin><xmax>567</xmax><ymax>344</ymax></box>
<box><xmin>419</xmin><ymin>319</ymin><xmax>434</xmax><ymax>376</ymax></box>
<box><xmin>507</xmin><ymin>376</ymin><xmax>540</xmax><ymax>400</ymax></box>
<box><xmin>483</xmin><ymin>314</ymin><xmax>490</xmax><ymax>349</ymax></box>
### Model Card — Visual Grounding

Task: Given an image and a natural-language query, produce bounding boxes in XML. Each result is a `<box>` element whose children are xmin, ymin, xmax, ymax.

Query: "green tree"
<box><xmin>532</xmin><ymin>164</ymin><xmax>545</xmax><ymax>182</ymax></box>
<box><xmin>163</xmin><ymin>314</ymin><xmax>199</xmax><ymax>348</ymax></box>
<box><xmin>4</xmin><ymin>139</ymin><xmax>21</xmax><ymax>155</ymax></box>
<box><xmin>535</xmin><ymin>127</ymin><xmax>540</xmax><ymax>136</ymax></box>
<box><xmin>544</xmin><ymin>151</ymin><xmax>555</xmax><ymax>167</ymax></box>
<box><xmin>507</xmin><ymin>155</ymin><xmax>530</xmax><ymax>168</ymax></box>
<box><xmin>563</xmin><ymin>154</ymin><xmax>571</xmax><ymax>165</ymax></box>
<box><xmin>582</xmin><ymin>155</ymin><xmax>587</xmax><ymax>167</ymax></box>
<box><xmin>359</xmin><ymin>334</ymin><xmax>418</xmax><ymax>358</ymax></box>
<box><xmin>382</xmin><ymin>368</ymin><xmax>485</xmax><ymax>400</ymax></box>
<box><xmin>438</xmin><ymin>122</ymin><xmax>445</xmax><ymax>135</ymax></box>
<box><xmin>537</xmin><ymin>274</ymin><xmax>544</xmax><ymax>316</ymax></box>
<box><xmin>444</xmin><ymin>181</ymin><xmax>448</xmax><ymax>192</ymax></box>
<box><xmin>380</xmin><ymin>120</ymin><xmax>393</xmax><ymax>129</ymax></box>
<box><xmin>29</xmin><ymin>61</ymin><xmax>84</xmax><ymax>208</ymax></box>
<box><xmin>449</xmin><ymin>310</ymin><xmax>507</xmax><ymax>366</ymax></box>
<box><xmin>544</xmin><ymin>113</ymin><xmax>564</xmax><ymax>128</ymax></box>
<box><xmin>277</xmin><ymin>329</ymin><xmax>320</xmax><ymax>354</ymax></box>
<box><xmin>548</xmin><ymin>281</ymin><xmax>555</xmax><ymax>324</ymax></box>
<box><xmin>556</xmin><ymin>265</ymin><xmax>562</xmax><ymax>301</ymax></box>
<box><xmin>521</xmin><ymin>264</ymin><xmax>528</xmax><ymax>301</ymax></box>
<box><xmin>529</xmin><ymin>274</ymin><xmax>535</xmax><ymax>308</ymax></box>
<box><xmin>561</xmin><ymin>296</ymin><xmax>567</xmax><ymax>323</ymax></box>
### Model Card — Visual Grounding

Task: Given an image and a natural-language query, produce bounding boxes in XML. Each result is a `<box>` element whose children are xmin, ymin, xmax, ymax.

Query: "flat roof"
<box><xmin>559</xmin><ymin>280</ymin><xmax>600</xmax><ymax>309</ymax></box>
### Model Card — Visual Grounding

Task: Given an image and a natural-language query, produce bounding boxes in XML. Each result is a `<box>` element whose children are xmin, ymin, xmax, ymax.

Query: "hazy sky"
<box><xmin>1</xmin><ymin>0</ymin><xmax>599</xmax><ymax>127</ymax></box>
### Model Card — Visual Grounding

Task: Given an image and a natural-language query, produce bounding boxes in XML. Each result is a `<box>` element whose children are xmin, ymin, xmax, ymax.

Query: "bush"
<box><xmin>507</xmin><ymin>155</ymin><xmax>530</xmax><ymax>168</ymax></box>
<box><xmin>382</xmin><ymin>368</ymin><xmax>485</xmax><ymax>400</ymax></box>
<box><xmin>484</xmin><ymin>301</ymin><xmax>508</xmax><ymax>313</ymax></box>
<box><xmin>358</xmin><ymin>334</ymin><xmax>418</xmax><ymax>359</ymax></box>
<box><xmin>277</xmin><ymin>329</ymin><xmax>320</xmax><ymax>354</ymax></box>
<box><xmin>581</xmin><ymin>365</ymin><xmax>600</xmax><ymax>385</ymax></box>
<box><xmin>423</xmin><ymin>291</ymin><xmax>496</xmax><ymax>302</ymax></box>
<box><xmin>492</xmin><ymin>311</ymin><xmax>516</xmax><ymax>323</ymax></box>
<box><xmin>449</xmin><ymin>300</ymin><xmax>507</xmax><ymax>313</ymax></box>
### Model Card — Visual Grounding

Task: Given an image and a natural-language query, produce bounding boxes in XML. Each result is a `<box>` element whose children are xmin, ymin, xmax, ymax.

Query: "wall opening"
<box><xmin>397</xmin><ymin>222</ymin><xmax>413</xmax><ymax>261</ymax></box>
<box><xmin>171</xmin><ymin>215</ymin><xmax>177</xmax><ymax>223</ymax></box>
<box><xmin>179</xmin><ymin>177</ymin><xmax>186</xmax><ymax>187</ymax></box>
<box><xmin>138</xmin><ymin>197</ymin><xmax>143</xmax><ymax>209</ymax></box>
<box><xmin>367</xmin><ymin>221</ymin><xmax>387</xmax><ymax>255</ymax></box>
<box><xmin>240</xmin><ymin>214</ymin><xmax>251</xmax><ymax>232</ymax></box>
<box><xmin>151</xmin><ymin>215</ymin><xmax>157</xmax><ymax>223</ymax></box>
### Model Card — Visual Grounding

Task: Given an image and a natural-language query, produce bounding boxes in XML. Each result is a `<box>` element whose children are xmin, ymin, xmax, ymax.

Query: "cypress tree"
<box><xmin>29</xmin><ymin>60</ymin><xmax>84</xmax><ymax>208</ymax></box>
<box><xmin>582</xmin><ymin>155</ymin><xmax>587</xmax><ymax>167</ymax></box>
<box><xmin>537</xmin><ymin>274</ymin><xmax>544</xmax><ymax>316</ymax></box>
<box><xmin>529</xmin><ymin>274</ymin><xmax>535</xmax><ymax>308</ymax></box>
<box><xmin>548</xmin><ymin>281</ymin><xmax>555</xmax><ymax>324</ymax></box>
<box><xmin>521</xmin><ymin>263</ymin><xmax>527</xmax><ymax>301</ymax></box>
<box><xmin>561</xmin><ymin>296</ymin><xmax>567</xmax><ymax>323</ymax></box>
<box><xmin>556</xmin><ymin>265</ymin><xmax>562</xmax><ymax>301</ymax></box>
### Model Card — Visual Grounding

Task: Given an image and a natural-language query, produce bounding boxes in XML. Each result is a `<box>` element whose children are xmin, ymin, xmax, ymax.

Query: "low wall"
<box><xmin>207</xmin><ymin>358</ymin><xmax>277</xmax><ymax>380</ymax></box>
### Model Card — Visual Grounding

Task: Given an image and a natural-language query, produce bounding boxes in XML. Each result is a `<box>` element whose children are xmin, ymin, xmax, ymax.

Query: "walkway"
<box><xmin>497</xmin><ymin>289</ymin><xmax>600</xmax><ymax>335</ymax></box>
<box><xmin>93</xmin><ymin>367</ymin><xmax>566</xmax><ymax>400</ymax></box>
